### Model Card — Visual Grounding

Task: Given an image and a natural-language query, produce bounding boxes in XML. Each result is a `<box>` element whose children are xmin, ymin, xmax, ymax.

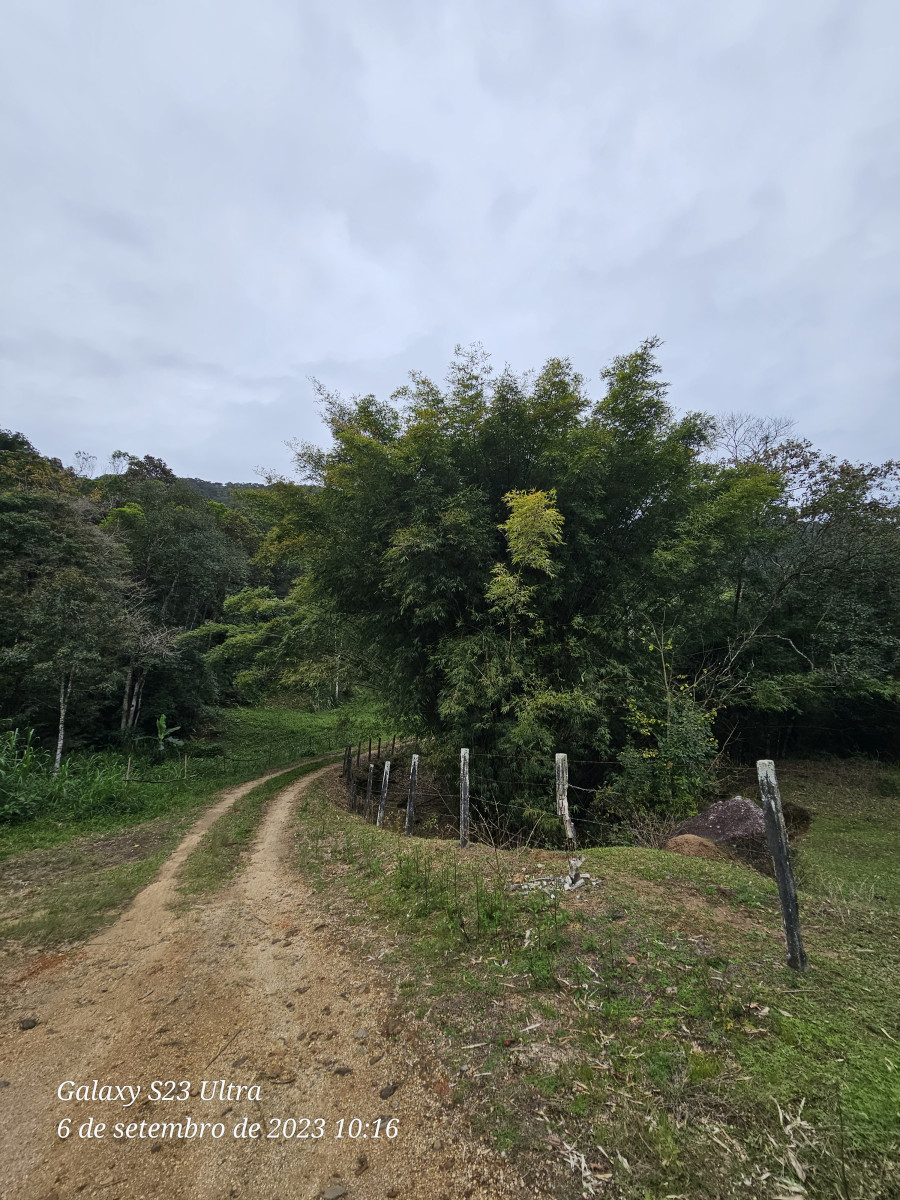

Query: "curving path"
<box><xmin>0</xmin><ymin>766</ymin><xmax>518</xmax><ymax>1200</ymax></box>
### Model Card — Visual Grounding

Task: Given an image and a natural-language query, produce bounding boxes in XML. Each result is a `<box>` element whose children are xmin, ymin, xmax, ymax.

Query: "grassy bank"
<box><xmin>288</xmin><ymin>759</ymin><xmax>899</xmax><ymax>1200</ymax></box>
<box><xmin>216</xmin><ymin>694</ymin><xmax>389</xmax><ymax>764</ymax></box>
<box><xmin>0</xmin><ymin>818</ymin><xmax>192</xmax><ymax>946</ymax></box>
<box><xmin>0</xmin><ymin>697</ymin><xmax>385</xmax><ymax>859</ymax></box>
<box><xmin>0</xmin><ymin>701</ymin><xmax>383</xmax><ymax>949</ymax></box>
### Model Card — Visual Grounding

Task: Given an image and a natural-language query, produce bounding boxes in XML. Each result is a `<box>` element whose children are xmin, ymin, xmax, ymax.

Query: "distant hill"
<box><xmin>179</xmin><ymin>478</ymin><xmax>268</xmax><ymax>504</ymax></box>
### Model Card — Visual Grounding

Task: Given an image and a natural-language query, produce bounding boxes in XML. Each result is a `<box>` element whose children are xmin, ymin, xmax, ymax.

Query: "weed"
<box><xmin>285</xmin><ymin>760</ymin><xmax>900</xmax><ymax>1200</ymax></box>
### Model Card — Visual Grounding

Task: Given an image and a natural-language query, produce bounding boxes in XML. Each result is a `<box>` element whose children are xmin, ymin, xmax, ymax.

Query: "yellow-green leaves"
<box><xmin>497</xmin><ymin>488</ymin><xmax>564</xmax><ymax>575</ymax></box>
<box><xmin>485</xmin><ymin>490</ymin><xmax>565</xmax><ymax>626</ymax></box>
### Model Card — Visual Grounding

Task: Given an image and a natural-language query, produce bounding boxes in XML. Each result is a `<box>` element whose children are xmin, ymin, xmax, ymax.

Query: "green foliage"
<box><xmin>0</xmin><ymin>729</ymin><xmax>130</xmax><ymax>823</ymax></box>
<box><xmin>5</xmin><ymin>329</ymin><xmax>900</xmax><ymax>819</ymax></box>
<box><xmin>0</xmin><ymin>429</ymin><xmax>268</xmax><ymax>755</ymax></box>
<box><xmin>238</xmin><ymin>340</ymin><xmax>900</xmax><ymax>821</ymax></box>
<box><xmin>600</xmin><ymin>695</ymin><xmax>718</xmax><ymax>817</ymax></box>
<box><xmin>143</xmin><ymin>714</ymin><xmax>184</xmax><ymax>757</ymax></box>
<box><xmin>0</xmin><ymin>481</ymin><xmax>130</xmax><ymax>753</ymax></box>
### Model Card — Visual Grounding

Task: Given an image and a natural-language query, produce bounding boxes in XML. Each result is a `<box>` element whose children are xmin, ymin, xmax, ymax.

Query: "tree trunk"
<box><xmin>132</xmin><ymin>672</ymin><xmax>147</xmax><ymax>730</ymax></box>
<box><xmin>127</xmin><ymin>668</ymin><xmax>147</xmax><ymax>729</ymax></box>
<box><xmin>732</xmin><ymin>557</ymin><xmax>746</xmax><ymax>619</ymax></box>
<box><xmin>54</xmin><ymin>668</ymin><xmax>74</xmax><ymax>775</ymax></box>
<box><xmin>159</xmin><ymin>575</ymin><xmax>179</xmax><ymax>623</ymax></box>
<box><xmin>120</xmin><ymin>663</ymin><xmax>133</xmax><ymax>730</ymax></box>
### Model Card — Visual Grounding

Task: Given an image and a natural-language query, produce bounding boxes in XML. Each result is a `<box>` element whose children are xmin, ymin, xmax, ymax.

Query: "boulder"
<box><xmin>664</xmin><ymin>834</ymin><xmax>734</xmax><ymax>863</ymax></box>
<box><xmin>672</xmin><ymin>796</ymin><xmax>768</xmax><ymax>868</ymax></box>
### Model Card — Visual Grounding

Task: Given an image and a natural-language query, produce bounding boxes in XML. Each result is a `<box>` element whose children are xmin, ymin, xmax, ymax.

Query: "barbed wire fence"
<box><xmin>333</xmin><ymin>742</ymin><xmax>675</xmax><ymax>852</ymax></box>
<box><xmin>332</xmin><ymin>742</ymin><xmax>809</xmax><ymax>970</ymax></box>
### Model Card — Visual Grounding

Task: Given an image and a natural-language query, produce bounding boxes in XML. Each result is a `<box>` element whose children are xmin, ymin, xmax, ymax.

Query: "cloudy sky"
<box><xmin>1</xmin><ymin>0</ymin><xmax>897</xmax><ymax>480</ymax></box>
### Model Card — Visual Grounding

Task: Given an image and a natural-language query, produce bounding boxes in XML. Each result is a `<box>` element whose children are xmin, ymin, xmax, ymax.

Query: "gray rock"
<box><xmin>19</xmin><ymin>1018</ymin><xmax>38</xmax><ymax>1030</ymax></box>
<box><xmin>379</xmin><ymin>1083</ymin><xmax>397</xmax><ymax>1099</ymax></box>
<box><xmin>322</xmin><ymin>1187</ymin><xmax>348</xmax><ymax>1199</ymax></box>
<box><xmin>672</xmin><ymin>796</ymin><xmax>769</xmax><ymax>867</ymax></box>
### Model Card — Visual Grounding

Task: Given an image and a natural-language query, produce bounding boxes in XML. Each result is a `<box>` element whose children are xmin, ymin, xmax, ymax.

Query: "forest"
<box><xmin>2</xmin><ymin>338</ymin><xmax>899</xmax><ymax>827</ymax></box>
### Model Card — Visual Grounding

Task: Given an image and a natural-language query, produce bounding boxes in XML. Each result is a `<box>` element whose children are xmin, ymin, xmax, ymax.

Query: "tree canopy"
<box><xmin>3</xmin><ymin>340</ymin><xmax>898</xmax><ymax>814</ymax></box>
<box><xmin>222</xmin><ymin>339</ymin><xmax>900</xmax><ymax>810</ymax></box>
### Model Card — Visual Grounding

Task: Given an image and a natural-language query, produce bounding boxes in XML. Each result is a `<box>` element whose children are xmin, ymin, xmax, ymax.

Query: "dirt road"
<box><xmin>1</xmin><ymin>767</ymin><xmax>518</xmax><ymax>1200</ymax></box>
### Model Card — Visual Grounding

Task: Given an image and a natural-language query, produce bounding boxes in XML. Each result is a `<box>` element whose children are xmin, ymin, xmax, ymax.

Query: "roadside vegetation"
<box><xmin>289</xmin><ymin>759</ymin><xmax>899</xmax><ymax>1200</ymax></box>
<box><xmin>2</xmin><ymin>345</ymin><xmax>898</xmax><ymax>1196</ymax></box>
<box><xmin>0</xmin><ymin>705</ymin><xmax>381</xmax><ymax>948</ymax></box>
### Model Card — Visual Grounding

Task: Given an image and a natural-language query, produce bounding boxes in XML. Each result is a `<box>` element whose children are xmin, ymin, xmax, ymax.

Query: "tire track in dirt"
<box><xmin>1</xmin><ymin>765</ymin><xmax>521</xmax><ymax>1200</ymax></box>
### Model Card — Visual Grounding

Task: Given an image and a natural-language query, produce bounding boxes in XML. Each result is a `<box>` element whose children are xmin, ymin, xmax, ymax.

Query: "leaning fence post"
<box><xmin>459</xmin><ymin>748</ymin><xmax>470</xmax><ymax>848</ymax></box>
<box><xmin>405</xmin><ymin>754</ymin><xmax>419</xmax><ymax>836</ymax></box>
<box><xmin>756</xmin><ymin>759</ymin><xmax>809</xmax><ymax>971</ymax></box>
<box><xmin>365</xmin><ymin>763</ymin><xmax>374</xmax><ymax>819</ymax></box>
<box><xmin>376</xmin><ymin>761</ymin><xmax>391</xmax><ymax>829</ymax></box>
<box><xmin>555</xmin><ymin>753</ymin><xmax>576</xmax><ymax>845</ymax></box>
<box><xmin>356</xmin><ymin>742</ymin><xmax>361</xmax><ymax>768</ymax></box>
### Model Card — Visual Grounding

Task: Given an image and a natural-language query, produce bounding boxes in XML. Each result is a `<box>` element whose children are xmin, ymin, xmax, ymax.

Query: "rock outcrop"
<box><xmin>671</xmin><ymin>795</ymin><xmax>769</xmax><ymax>868</ymax></box>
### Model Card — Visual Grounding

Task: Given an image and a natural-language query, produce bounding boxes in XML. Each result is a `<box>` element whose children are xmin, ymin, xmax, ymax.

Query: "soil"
<box><xmin>663</xmin><ymin>834</ymin><xmax>735</xmax><ymax>863</ymax></box>
<box><xmin>0</xmin><ymin>767</ymin><xmax>525</xmax><ymax>1200</ymax></box>
<box><xmin>0</xmin><ymin>817</ymin><xmax>194</xmax><ymax>897</ymax></box>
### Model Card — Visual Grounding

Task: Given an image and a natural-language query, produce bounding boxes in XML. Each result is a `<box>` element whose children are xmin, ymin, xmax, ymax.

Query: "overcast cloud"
<box><xmin>1</xmin><ymin>0</ymin><xmax>897</xmax><ymax>479</ymax></box>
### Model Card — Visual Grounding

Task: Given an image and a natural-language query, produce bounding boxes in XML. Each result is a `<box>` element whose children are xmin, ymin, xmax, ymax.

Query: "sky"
<box><xmin>1</xmin><ymin>0</ymin><xmax>898</xmax><ymax>481</ymax></box>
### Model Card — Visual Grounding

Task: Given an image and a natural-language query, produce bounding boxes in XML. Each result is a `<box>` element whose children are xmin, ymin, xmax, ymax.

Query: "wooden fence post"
<box><xmin>368</xmin><ymin>737</ymin><xmax>372</xmax><ymax>764</ymax></box>
<box><xmin>350</xmin><ymin>778</ymin><xmax>358</xmax><ymax>813</ymax></box>
<box><xmin>459</xmin><ymin>748</ymin><xmax>470</xmax><ymax>848</ymax></box>
<box><xmin>365</xmin><ymin>763</ymin><xmax>374</xmax><ymax>820</ymax></box>
<box><xmin>377</xmin><ymin>737</ymin><xmax>381</xmax><ymax>760</ymax></box>
<box><xmin>356</xmin><ymin>742</ymin><xmax>361</xmax><ymax>768</ymax></box>
<box><xmin>376</xmin><ymin>761</ymin><xmax>391</xmax><ymax>829</ymax></box>
<box><xmin>405</xmin><ymin>754</ymin><xmax>419</xmax><ymax>836</ymax></box>
<box><xmin>390</xmin><ymin>734</ymin><xmax>396</xmax><ymax>757</ymax></box>
<box><xmin>555</xmin><ymin>753</ymin><xmax>576</xmax><ymax>845</ymax></box>
<box><xmin>756</xmin><ymin>759</ymin><xmax>809</xmax><ymax>971</ymax></box>
<box><xmin>126</xmin><ymin>755</ymin><xmax>132</xmax><ymax>783</ymax></box>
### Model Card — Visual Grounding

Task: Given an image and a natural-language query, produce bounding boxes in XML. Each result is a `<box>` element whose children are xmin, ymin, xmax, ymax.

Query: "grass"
<box><xmin>216</xmin><ymin>693</ymin><xmax>390</xmax><ymax>764</ymax></box>
<box><xmin>0</xmin><ymin>698</ymin><xmax>386</xmax><ymax>860</ymax></box>
<box><xmin>177</xmin><ymin>759</ymin><xmax>329</xmax><ymax>898</ymax></box>
<box><xmin>0</xmin><ymin>702</ymin><xmax>379</xmax><ymax>948</ymax></box>
<box><xmin>285</xmin><ymin>758</ymin><xmax>900</xmax><ymax>1200</ymax></box>
<box><xmin>1</xmin><ymin>842</ymin><xmax>180</xmax><ymax>945</ymax></box>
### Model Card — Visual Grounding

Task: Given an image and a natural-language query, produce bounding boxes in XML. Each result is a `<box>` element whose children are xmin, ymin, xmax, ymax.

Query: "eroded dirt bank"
<box><xmin>1</xmin><ymin>768</ymin><xmax>521</xmax><ymax>1200</ymax></box>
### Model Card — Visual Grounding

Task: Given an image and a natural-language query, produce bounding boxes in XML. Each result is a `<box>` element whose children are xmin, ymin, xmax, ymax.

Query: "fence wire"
<box><xmin>338</xmin><ymin>748</ymin><xmax>667</xmax><ymax>850</ymax></box>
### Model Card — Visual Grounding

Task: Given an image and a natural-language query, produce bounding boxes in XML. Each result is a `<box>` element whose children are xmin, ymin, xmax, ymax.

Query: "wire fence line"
<box><xmin>335</xmin><ymin>745</ymin><xmax>810</xmax><ymax>973</ymax></box>
<box><xmin>336</xmin><ymin>745</ymin><xmax>665</xmax><ymax>852</ymax></box>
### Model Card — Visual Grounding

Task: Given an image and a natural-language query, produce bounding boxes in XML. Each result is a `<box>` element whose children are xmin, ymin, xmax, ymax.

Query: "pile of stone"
<box><xmin>507</xmin><ymin>856</ymin><xmax>602</xmax><ymax>896</ymax></box>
